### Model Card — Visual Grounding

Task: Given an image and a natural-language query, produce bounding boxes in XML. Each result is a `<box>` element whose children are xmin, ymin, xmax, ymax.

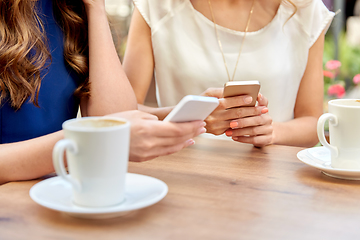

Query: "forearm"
<box><xmin>272</xmin><ymin>116</ymin><xmax>319</xmax><ymax>148</ymax></box>
<box><xmin>0</xmin><ymin>131</ymin><xmax>64</xmax><ymax>185</ymax></box>
<box><xmin>84</xmin><ymin>4</ymin><xmax>137</xmax><ymax>116</ymax></box>
<box><xmin>138</xmin><ymin>104</ymin><xmax>173</xmax><ymax>120</ymax></box>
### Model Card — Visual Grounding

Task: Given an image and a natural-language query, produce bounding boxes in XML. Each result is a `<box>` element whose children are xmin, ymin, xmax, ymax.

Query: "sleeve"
<box><xmin>296</xmin><ymin>0</ymin><xmax>335</xmax><ymax>47</ymax></box>
<box><xmin>132</xmin><ymin>0</ymin><xmax>184</xmax><ymax>30</ymax></box>
<box><xmin>133</xmin><ymin>0</ymin><xmax>151</xmax><ymax>27</ymax></box>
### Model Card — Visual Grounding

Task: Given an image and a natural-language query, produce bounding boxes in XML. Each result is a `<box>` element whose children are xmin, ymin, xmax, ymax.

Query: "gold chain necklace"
<box><xmin>208</xmin><ymin>0</ymin><xmax>255</xmax><ymax>82</ymax></box>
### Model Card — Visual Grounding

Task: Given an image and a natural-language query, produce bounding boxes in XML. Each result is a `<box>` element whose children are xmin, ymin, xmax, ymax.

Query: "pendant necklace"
<box><xmin>208</xmin><ymin>0</ymin><xmax>255</xmax><ymax>81</ymax></box>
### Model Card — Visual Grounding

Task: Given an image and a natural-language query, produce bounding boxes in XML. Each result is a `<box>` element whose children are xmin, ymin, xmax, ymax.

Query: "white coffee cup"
<box><xmin>317</xmin><ymin>99</ymin><xmax>360</xmax><ymax>170</ymax></box>
<box><xmin>52</xmin><ymin>117</ymin><xmax>130</xmax><ymax>208</ymax></box>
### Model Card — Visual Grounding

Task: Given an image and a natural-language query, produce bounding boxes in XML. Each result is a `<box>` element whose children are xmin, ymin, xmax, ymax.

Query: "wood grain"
<box><xmin>1</xmin><ymin>137</ymin><xmax>360</xmax><ymax>240</ymax></box>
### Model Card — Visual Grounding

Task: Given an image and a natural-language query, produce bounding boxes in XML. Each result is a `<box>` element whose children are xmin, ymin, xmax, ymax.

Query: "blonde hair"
<box><xmin>282</xmin><ymin>0</ymin><xmax>313</xmax><ymax>16</ymax></box>
<box><xmin>0</xmin><ymin>0</ymin><xmax>90</xmax><ymax>110</ymax></box>
<box><xmin>281</xmin><ymin>0</ymin><xmax>314</xmax><ymax>25</ymax></box>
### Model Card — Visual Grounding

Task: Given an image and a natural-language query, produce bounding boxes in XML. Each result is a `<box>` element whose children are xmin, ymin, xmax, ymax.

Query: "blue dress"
<box><xmin>0</xmin><ymin>0</ymin><xmax>81</xmax><ymax>144</ymax></box>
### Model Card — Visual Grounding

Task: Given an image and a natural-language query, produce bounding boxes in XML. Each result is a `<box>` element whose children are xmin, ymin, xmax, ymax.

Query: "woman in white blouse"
<box><xmin>123</xmin><ymin>0</ymin><xmax>334</xmax><ymax>147</ymax></box>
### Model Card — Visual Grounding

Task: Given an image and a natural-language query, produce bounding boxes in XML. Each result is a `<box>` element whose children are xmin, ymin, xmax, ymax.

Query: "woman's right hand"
<box><xmin>107</xmin><ymin>110</ymin><xmax>206</xmax><ymax>162</ymax></box>
<box><xmin>201</xmin><ymin>88</ymin><xmax>267</xmax><ymax>135</ymax></box>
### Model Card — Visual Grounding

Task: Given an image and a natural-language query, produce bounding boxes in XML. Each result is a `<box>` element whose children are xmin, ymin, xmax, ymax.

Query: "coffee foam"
<box><xmin>73</xmin><ymin>119</ymin><xmax>125</xmax><ymax>129</ymax></box>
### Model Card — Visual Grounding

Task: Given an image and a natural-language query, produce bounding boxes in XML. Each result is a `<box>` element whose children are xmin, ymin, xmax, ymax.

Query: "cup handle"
<box><xmin>52</xmin><ymin>139</ymin><xmax>81</xmax><ymax>191</ymax></box>
<box><xmin>317</xmin><ymin>113</ymin><xmax>338</xmax><ymax>158</ymax></box>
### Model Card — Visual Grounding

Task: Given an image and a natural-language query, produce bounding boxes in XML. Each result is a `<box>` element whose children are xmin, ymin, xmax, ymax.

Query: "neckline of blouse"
<box><xmin>187</xmin><ymin>1</ymin><xmax>283</xmax><ymax>36</ymax></box>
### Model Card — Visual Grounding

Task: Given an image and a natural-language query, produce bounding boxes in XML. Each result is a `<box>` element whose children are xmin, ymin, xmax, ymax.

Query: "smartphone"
<box><xmin>163</xmin><ymin>95</ymin><xmax>219</xmax><ymax>122</ymax></box>
<box><xmin>223</xmin><ymin>80</ymin><xmax>261</xmax><ymax>107</ymax></box>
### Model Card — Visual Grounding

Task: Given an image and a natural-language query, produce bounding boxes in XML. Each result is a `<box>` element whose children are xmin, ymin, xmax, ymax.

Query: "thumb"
<box><xmin>257</xmin><ymin>93</ymin><xmax>268</xmax><ymax>107</ymax></box>
<box><xmin>201</xmin><ymin>88</ymin><xmax>223</xmax><ymax>98</ymax></box>
<box><xmin>138</xmin><ymin>111</ymin><xmax>159</xmax><ymax>120</ymax></box>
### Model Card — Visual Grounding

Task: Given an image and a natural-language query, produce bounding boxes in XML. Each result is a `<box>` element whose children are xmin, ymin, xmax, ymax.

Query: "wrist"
<box><xmin>270</xmin><ymin>122</ymin><xmax>277</xmax><ymax>145</ymax></box>
<box><xmin>138</xmin><ymin>105</ymin><xmax>173</xmax><ymax>120</ymax></box>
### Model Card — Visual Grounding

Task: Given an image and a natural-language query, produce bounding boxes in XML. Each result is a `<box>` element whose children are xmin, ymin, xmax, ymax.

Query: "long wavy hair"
<box><xmin>0</xmin><ymin>0</ymin><xmax>89</xmax><ymax>110</ymax></box>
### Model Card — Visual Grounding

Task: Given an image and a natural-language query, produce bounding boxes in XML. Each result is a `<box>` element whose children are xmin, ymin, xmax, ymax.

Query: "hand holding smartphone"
<box><xmin>163</xmin><ymin>95</ymin><xmax>219</xmax><ymax>122</ymax></box>
<box><xmin>223</xmin><ymin>80</ymin><xmax>261</xmax><ymax>107</ymax></box>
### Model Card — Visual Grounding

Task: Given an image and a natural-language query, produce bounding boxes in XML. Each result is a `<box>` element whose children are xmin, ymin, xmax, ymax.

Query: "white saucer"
<box><xmin>297</xmin><ymin>147</ymin><xmax>360</xmax><ymax>180</ymax></box>
<box><xmin>30</xmin><ymin>173</ymin><xmax>168</xmax><ymax>219</ymax></box>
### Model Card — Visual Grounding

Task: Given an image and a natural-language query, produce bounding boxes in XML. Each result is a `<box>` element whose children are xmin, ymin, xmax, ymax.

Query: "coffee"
<box><xmin>331</xmin><ymin>99</ymin><xmax>360</xmax><ymax>107</ymax></box>
<box><xmin>70</xmin><ymin>119</ymin><xmax>125</xmax><ymax>129</ymax></box>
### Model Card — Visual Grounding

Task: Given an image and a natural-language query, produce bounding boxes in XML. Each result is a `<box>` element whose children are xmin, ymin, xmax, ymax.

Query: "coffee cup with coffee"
<box><xmin>317</xmin><ymin>99</ymin><xmax>360</xmax><ymax>170</ymax></box>
<box><xmin>52</xmin><ymin>117</ymin><xmax>130</xmax><ymax>208</ymax></box>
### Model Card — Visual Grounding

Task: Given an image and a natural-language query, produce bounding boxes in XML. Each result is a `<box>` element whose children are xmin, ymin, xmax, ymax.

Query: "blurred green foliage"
<box><xmin>324</xmin><ymin>32</ymin><xmax>360</xmax><ymax>87</ymax></box>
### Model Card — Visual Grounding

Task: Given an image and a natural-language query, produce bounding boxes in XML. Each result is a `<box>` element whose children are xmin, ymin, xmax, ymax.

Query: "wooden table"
<box><xmin>1</xmin><ymin>137</ymin><xmax>360</xmax><ymax>240</ymax></box>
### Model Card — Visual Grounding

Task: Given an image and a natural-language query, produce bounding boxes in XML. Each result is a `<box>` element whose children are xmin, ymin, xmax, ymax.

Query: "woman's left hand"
<box><xmin>226</xmin><ymin>93</ymin><xmax>274</xmax><ymax>147</ymax></box>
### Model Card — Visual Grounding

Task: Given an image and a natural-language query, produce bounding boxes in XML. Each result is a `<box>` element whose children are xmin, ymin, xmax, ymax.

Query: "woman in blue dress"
<box><xmin>0</xmin><ymin>0</ymin><xmax>205</xmax><ymax>184</ymax></box>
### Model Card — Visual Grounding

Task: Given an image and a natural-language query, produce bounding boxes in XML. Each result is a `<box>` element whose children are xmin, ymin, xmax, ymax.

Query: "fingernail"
<box><xmin>185</xmin><ymin>139</ymin><xmax>195</xmax><ymax>146</ymax></box>
<box><xmin>201</xmin><ymin>122</ymin><xmax>207</xmax><ymax>127</ymax></box>
<box><xmin>232</xmin><ymin>136</ymin><xmax>238</xmax><ymax>141</ymax></box>
<box><xmin>225</xmin><ymin>130</ymin><xmax>233</xmax><ymax>136</ymax></box>
<box><xmin>200</xmin><ymin>127</ymin><xmax>206</xmax><ymax>134</ymax></box>
<box><xmin>245</xmin><ymin>96</ymin><xmax>253</xmax><ymax>104</ymax></box>
<box><xmin>261</xmin><ymin>108</ymin><xmax>268</xmax><ymax>114</ymax></box>
<box><xmin>230</xmin><ymin>122</ymin><xmax>238</xmax><ymax>129</ymax></box>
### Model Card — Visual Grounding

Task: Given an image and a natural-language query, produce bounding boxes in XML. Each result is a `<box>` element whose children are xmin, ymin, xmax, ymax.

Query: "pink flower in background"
<box><xmin>325</xmin><ymin>60</ymin><xmax>341</xmax><ymax>70</ymax></box>
<box><xmin>323</xmin><ymin>70</ymin><xmax>335</xmax><ymax>79</ymax></box>
<box><xmin>328</xmin><ymin>84</ymin><xmax>345</xmax><ymax>98</ymax></box>
<box><xmin>353</xmin><ymin>74</ymin><xmax>360</xmax><ymax>84</ymax></box>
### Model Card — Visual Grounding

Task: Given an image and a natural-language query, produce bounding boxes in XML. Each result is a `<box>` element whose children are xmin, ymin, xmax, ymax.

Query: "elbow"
<box><xmin>298</xmin><ymin>130</ymin><xmax>320</xmax><ymax>148</ymax></box>
<box><xmin>305</xmin><ymin>136</ymin><xmax>321</xmax><ymax>148</ymax></box>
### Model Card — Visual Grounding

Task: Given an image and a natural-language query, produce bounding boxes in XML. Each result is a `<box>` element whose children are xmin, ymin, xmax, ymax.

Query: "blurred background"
<box><xmin>104</xmin><ymin>0</ymin><xmax>360</xmax><ymax>107</ymax></box>
<box><xmin>105</xmin><ymin>0</ymin><xmax>133</xmax><ymax>61</ymax></box>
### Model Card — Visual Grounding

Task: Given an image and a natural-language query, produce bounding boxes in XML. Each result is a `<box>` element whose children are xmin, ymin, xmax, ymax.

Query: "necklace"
<box><xmin>208</xmin><ymin>0</ymin><xmax>255</xmax><ymax>82</ymax></box>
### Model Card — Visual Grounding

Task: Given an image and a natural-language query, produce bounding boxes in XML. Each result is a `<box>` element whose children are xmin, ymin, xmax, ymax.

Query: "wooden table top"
<box><xmin>1</xmin><ymin>137</ymin><xmax>360</xmax><ymax>240</ymax></box>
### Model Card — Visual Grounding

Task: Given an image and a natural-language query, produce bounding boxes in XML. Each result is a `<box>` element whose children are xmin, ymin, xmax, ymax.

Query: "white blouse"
<box><xmin>133</xmin><ymin>0</ymin><xmax>334</xmax><ymax>123</ymax></box>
